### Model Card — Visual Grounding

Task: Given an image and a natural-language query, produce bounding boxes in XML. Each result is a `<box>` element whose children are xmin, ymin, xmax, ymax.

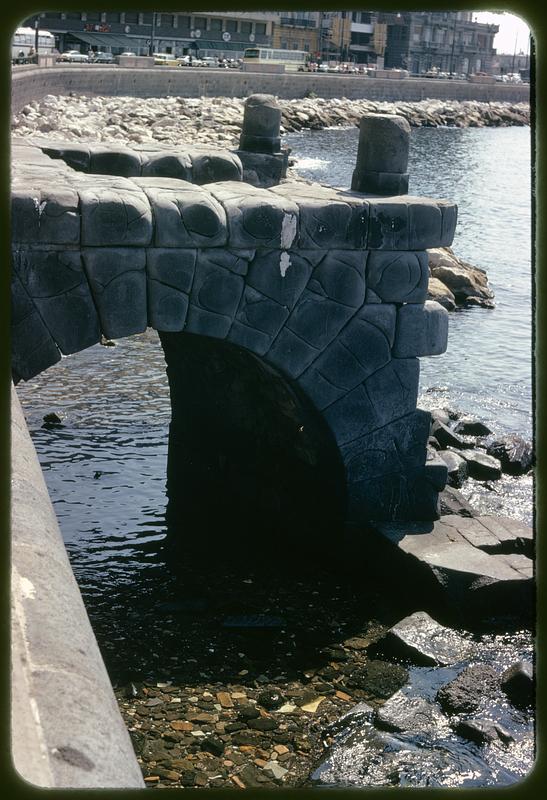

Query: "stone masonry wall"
<box><xmin>11</xmin><ymin>136</ymin><xmax>455</xmax><ymax>522</ymax></box>
<box><xmin>11</xmin><ymin>65</ymin><xmax>530</xmax><ymax>114</ymax></box>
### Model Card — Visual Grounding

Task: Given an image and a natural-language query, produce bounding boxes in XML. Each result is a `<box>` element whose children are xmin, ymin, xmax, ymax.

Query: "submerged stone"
<box><xmin>370</xmin><ymin>610</ymin><xmax>474</xmax><ymax>666</ymax></box>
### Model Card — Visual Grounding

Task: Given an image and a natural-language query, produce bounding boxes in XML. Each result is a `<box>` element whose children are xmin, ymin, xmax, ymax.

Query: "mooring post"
<box><xmin>351</xmin><ymin>113</ymin><xmax>411</xmax><ymax>195</ymax></box>
<box><xmin>239</xmin><ymin>93</ymin><xmax>282</xmax><ymax>154</ymax></box>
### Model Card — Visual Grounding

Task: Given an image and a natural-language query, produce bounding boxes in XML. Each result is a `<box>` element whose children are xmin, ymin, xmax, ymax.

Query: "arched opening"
<box><xmin>159</xmin><ymin>332</ymin><xmax>347</xmax><ymax>562</ymax></box>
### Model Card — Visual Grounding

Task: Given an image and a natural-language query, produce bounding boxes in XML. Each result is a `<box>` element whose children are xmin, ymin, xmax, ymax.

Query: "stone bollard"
<box><xmin>351</xmin><ymin>114</ymin><xmax>411</xmax><ymax>195</ymax></box>
<box><xmin>239</xmin><ymin>93</ymin><xmax>282</xmax><ymax>154</ymax></box>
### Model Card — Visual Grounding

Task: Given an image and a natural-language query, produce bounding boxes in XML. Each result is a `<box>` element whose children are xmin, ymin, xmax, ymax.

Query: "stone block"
<box><xmin>394</xmin><ymin>301</ymin><xmax>449</xmax><ymax>357</ymax></box>
<box><xmin>143</xmin><ymin>184</ymin><xmax>227</xmax><ymax>248</ymax></box>
<box><xmin>40</xmin><ymin>142</ymin><xmax>91</xmax><ymax>172</ymax></box>
<box><xmin>366</xmin><ymin>250</ymin><xmax>429</xmax><ymax>303</ymax></box>
<box><xmin>245</xmin><ymin>249</ymin><xmax>321</xmax><ymax>308</ymax></box>
<box><xmin>347</xmin><ymin>463</ymin><xmax>442</xmax><ymax>522</ymax></box>
<box><xmin>298</xmin><ymin>304</ymin><xmax>396</xmax><ymax>409</ymax></box>
<box><xmin>80</xmin><ymin>187</ymin><xmax>153</xmax><ymax>246</ymax></box>
<box><xmin>146</xmin><ymin>249</ymin><xmax>197</xmax><ymax>331</ymax></box>
<box><xmin>184</xmin><ymin>250</ymin><xmax>245</xmax><ymax>338</ymax></box>
<box><xmin>229</xmin><ymin>284</ymin><xmax>290</xmax><ymax>354</ymax></box>
<box><xmin>308</xmin><ymin>250</ymin><xmax>367</xmax><ymax>307</ymax></box>
<box><xmin>408</xmin><ymin>200</ymin><xmax>443</xmax><ymax>251</ymax></box>
<box><xmin>141</xmin><ymin>151</ymin><xmax>193</xmax><ymax>181</ymax></box>
<box><xmin>208</xmin><ymin>184</ymin><xmax>299</xmax><ymax>249</ymax></box>
<box><xmin>188</xmin><ymin>149</ymin><xmax>243</xmax><ymax>184</ymax></box>
<box><xmin>354</xmin><ymin>171</ymin><xmax>409</xmax><ymax>196</ymax></box>
<box><xmin>88</xmin><ymin>145</ymin><xmax>142</xmax><ymax>177</ymax></box>
<box><xmin>324</xmin><ymin>357</ymin><xmax>419</xmax><ymax>446</ymax></box>
<box><xmin>284</xmin><ymin>290</ymin><xmax>355</xmax><ymax>354</ymax></box>
<box><xmin>353</xmin><ymin>114</ymin><xmax>411</xmax><ymax>177</ymax></box>
<box><xmin>11</xmin><ymin>270</ymin><xmax>62</xmax><ymax>381</ymax></box>
<box><xmin>236</xmin><ymin>151</ymin><xmax>286</xmax><ymax>188</ymax></box>
<box><xmin>13</xmin><ymin>249</ymin><xmax>100</xmax><ymax>354</ymax></box>
<box><xmin>239</xmin><ymin>94</ymin><xmax>282</xmax><ymax>154</ymax></box>
<box><xmin>82</xmin><ymin>248</ymin><xmax>147</xmax><ymax>338</ymax></box>
<box><xmin>439</xmin><ymin>200</ymin><xmax>458</xmax><ymax>247</ymax></box>
<box><xmin>11</xmin><ymin>186</ymin><xmax>80</xmax><ymax>246</ymax></box>
<box><xmin>265</xmin><ymin>327</ymin><xmax>321</xmax><ymax>378</ymax></box>
<box><xmin>367</xmin><ymin>198</ymin><xmax>409</xmax><ymax>250</ymax></box>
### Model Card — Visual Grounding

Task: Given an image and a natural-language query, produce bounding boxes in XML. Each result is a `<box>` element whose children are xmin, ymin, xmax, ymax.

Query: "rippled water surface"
<box><xmin>15</xmin><ymin>126</ymin><xmax>534</xmax><ymax>786</ymax></box>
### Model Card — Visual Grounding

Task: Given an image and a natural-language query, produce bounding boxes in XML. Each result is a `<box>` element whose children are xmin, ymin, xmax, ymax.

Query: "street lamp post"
<box><xmin>34</xmin><ymin>17</ymin><xmax>39</xmax><ymax>57</ymax></box>
<box><xmin>449</xmin><ymin>13</ymin><xmax>457</xmax><ymax>76</ymax></box>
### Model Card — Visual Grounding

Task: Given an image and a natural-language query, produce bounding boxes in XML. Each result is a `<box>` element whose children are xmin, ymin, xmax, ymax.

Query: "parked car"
<box><xmin>92</xmin><ymin>52</ymin><xmax>115</xmax><ymax>63</ymax></box>
<box><xmin>199</xmin><ymin>56</ymin><xmax>219</xmax><ymax>67</ymax></box>
<box><xmin>58</xmin><ymin>50</ymin><xmax>89</xmax><ymax>63</ymax></box>
<box><xmin>153</xmin><ymin>52</ymin><xmax>179</xmax><ymax>66</ymax></box>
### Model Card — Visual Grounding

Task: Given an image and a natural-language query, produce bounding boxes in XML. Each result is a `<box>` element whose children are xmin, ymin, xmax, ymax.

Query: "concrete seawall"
<box><xmin>10</xmin><ymin>384</ymin><xmax>145</xmax><ymax>788</ymax></box>
<box><xmin>11</xmin><ymin>65</ymin><xmax>530</xmax><ymax>113</ymax></box>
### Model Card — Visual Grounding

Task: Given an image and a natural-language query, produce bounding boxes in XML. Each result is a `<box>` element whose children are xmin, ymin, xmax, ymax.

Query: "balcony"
<box><xmin>280</xmin><ymin>17</ymin><xmax>317</xmax><ymax>29</ymax></box>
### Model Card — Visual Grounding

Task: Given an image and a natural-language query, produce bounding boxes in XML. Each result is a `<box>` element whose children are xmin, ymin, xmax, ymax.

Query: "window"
<box><xmin>226</xmin><ymin>20</ymin><xmax>237</xmax><ymax>33</ymax></box>
<box><xmin>255</xmin><ymin>23</ymin><xmax>266</xmax><ymax>36</ymax></box>
<box><xmin>193</xmin><ymin>17</ymin><xmax>207</xmax><ymax>30</ymax></box>
<box><xmin>66</xmin><ymin>12</ymin><xmax>82</xmax><ymax>20</ymax></box>
<box><xmin>142</xmin><ymin>13</ymin><xmax>153</xmax><ymax>24</ymax></box>
<box><xmin>281</xmin><ymin>40</ymin><xmax>288</xmax><ymax>49</ymax></box>
<box><xmin>105</xmin><ymin>13</ymin><xmax>120</xmax><ymax>24</ymax></box>
<box><xmin>292</xmin><ymin>41</ymin><xmax>299</xmax><ymax>50</ymax></box>
<box><xmin>241</xmin><ymin>21</ymin><xmax>252</xmax><ymax>34</ymax></box>
<box><xmin>178</xmin><ymin>15</ymin><xmax>190</xmax><ymax>28</ymax></box>
<box><xmin>86</xmin><ymin>12</ymin><xmax>101</xmax><ymax>22</ymax></box>
<box><xmin>210</xmin><ymin>18</ymin><xmax>222</xmax><ymax>31</ymax></box>
<box><xmin>124</xmin><ymin>13</ymin><xmax>138</xmax><ymax>25</ymax></box>
<box><xmin>162</xmin><ymin>15</ymin><xmax>175</xmax><ymax>28</ymax></box>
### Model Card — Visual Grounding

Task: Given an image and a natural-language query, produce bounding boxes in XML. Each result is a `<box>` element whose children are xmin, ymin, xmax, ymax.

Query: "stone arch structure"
<box><xmin>11</xmin><ymin>132</ymin><xmax>455</xmax><ymax>524</ymax></box>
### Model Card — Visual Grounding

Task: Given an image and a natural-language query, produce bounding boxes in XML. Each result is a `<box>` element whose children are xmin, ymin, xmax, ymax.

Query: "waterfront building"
<box><xmin>21</xmin><ymin>10</ymin><xmax>276</xmax><ymax>59</ymax></box>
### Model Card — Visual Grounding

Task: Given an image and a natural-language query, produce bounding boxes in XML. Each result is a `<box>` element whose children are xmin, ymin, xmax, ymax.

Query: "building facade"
<box><xmin>23</xmin><ymin>10</ymin><xmax>275</xmax><ymax>58</ymax></box>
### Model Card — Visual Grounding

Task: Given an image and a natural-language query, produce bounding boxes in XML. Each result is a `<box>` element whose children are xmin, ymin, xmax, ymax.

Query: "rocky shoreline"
<box><xmin>12</xmin><ymin>95</ymin><xmax>530</xmax><ymax>150</ymax></box>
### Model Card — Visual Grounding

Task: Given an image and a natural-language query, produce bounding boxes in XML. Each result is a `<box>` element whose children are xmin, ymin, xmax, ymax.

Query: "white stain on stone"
<box><xmin>20</xmin><ymin>576</ymin><xmax>36</xmax><ymax>600</ymax></box>
<box><xmin>279</xmin><ymin>251</ymin><xmax>291</xmax><ymax>278</ymax></box>
<box><xmin>280</xmin><ymin>212</ymin><xmax>297</xmax><ymax>249</ymax></box>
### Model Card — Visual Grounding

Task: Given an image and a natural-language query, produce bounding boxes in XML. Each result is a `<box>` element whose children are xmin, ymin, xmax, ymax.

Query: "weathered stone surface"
<box><xmin>11</xmin><ymin>186</ymin><xmax>80</xmax><ymax>245</ymax></box>
<box><xmin>41</xmin><ymin>141</ymin><xmax>90</xmax><ymax>172</ymax></box>
<box><xmin>346</xmin><ymin>660</ymin><xmax>409</xmax><ymax>699</ymax></box>
<box><xmin>141</xmin><ymin>151</ymin><xmax>193</xmax><ymax>181</ymax></box>
<box><xmin>375</xmin><ymin>692</ymin><xmax>450</xmax><ymax>735</ymax></box>
<box><xmin>486</xmin><ymin>436</ymin><xmax>533</xmax><ymax>475</ymax></box>
<box><xmin>298</xmin><ymin>304</ymin><xmax>396</xmax><ymax>410</ymax></box>
<box><xmin>371</xmin><ymin>611</ymin><xmax>475</xmax><ymax>666</ymax></box>
<box><xmin>209</xmin><ymin>182</ymin><xmax>299</xmax><ymax>249</ymax></box>
<box><xmin>13</xmin><ymin>249</ymin><xmax>100</xmax><ymax>354</ymax></box>
<box><xmin>185</xmin><ymin>250</ymin><xmax>245</xmax><ymax>338</ymax></box>
<box><xmin>188</xmin><ymin>148</ymin><xmax>243</xmax><ymax>184</ymax></box>
<box><xmin>427</xmin><ymin>276</ymin><xmax>457</xmax><ymax>311</ymax></box>
<box><xmin>454</xmin><ymin>718</ymin><xmax>514</xmax><ymax>746</ymax></box>
<box><xmin>436</xmin><ymin>665</ymin><xmax>500</xmax><ymax>714</ymax></box>
<box><xmin>11</xmin><ymin>270</ymin><xmax>62</xmax><ymax>381</ymax></box>
<box><xmin>438</xmin><ymin>450</ymin><xmax>468</xmax><ymax>488</ymax></box>
<box><xmin>146</xmin><ymin>249</ymin><xmax>196</xmax><ymax>331</ymax></box>
<box><xmin>452</xmin><ymin>449</ymin><xmax>502</xmax><ymax>481</ymax></box>
<box><xmin>371</xmin><ymin>516</ymin><xmax>533</xmax><ymax>622</ymax></box>
<box><xmin>439</xmin><ymin>486</ymin><xmax>478</xmax><ymax>517</ymax></box>
<box><xmin>82</xmin><ymin>248</ymin><xmax>147</xmax><ymax>338</ymax></box>
<box><xmin>393</xmin><ymin>301</ymin><xmax>449</xmax><ymax>358</ymax></box>
<box><xmin>366</xmin><ymin>251</ymin><xmax>429</xmax><ymax>303</ymax></box>
<box><xmin>473</xmin><ymin>515</ymin><xmax>533</xmax><ymax>557</ymax></box>
<box><xmin>428</xmin><ymin>247</ymin><xmax>494</xmax><ymax>304</ymax></box>
<box><xmin>453</xmin><ymin>418</ymin><xmax>492</xmax><ymax>437</ymax></box>
<box><xmin>430</xmin><ymin>420</ymin><xmax>472</xmax><ymax>450</ymax></box>
<box><xmin>500</xmin><ymin>661</ymin><xmax>534</xmax><ymax>709</ymax></box>
<box><xmin>88</xmin><ymin>144</ymin><xmax>142</xmax><ymax>177</ymax></box>
<box><xmin>80</xmin><ymin>187</ymin><xmax>153</xmax><ymax>246</ymax></box>
<box><xmin>239</xmin><ymin>94</ymin><xmax>282</xmax><ymax>154</ymax></box>
<box><xmin>142</xmin><ymin>184</ymin><xmax>227</xmax><ymax>248</ymax></box>
<box><xmin>236</xmin><ymin>150</ymin><xmax>286</xmax><ymax>188</ymax></box>
<box><xmin>323</xmin><ymin>358</ymin><xmax>419</xmax><ymax>446</ymax></box>
<box><xmin>352</xmin><ymin>114</ymin><xmax>410</xmax><ymax>193</ymax></box>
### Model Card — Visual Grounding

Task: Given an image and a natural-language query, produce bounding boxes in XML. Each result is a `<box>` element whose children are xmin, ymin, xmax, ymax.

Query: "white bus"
<box><xmin>242</xmin><ymin>47</ymin><xmax>309</xmax><ymax>72</ymax></box>
<box><xmin>12</xmin><ymin>26</ymin><xmax>56</xmax><ymax>62</ymax></box>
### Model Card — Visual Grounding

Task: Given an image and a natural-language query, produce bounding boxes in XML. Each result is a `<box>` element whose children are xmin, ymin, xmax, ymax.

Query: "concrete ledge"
<box><xmin>10</xmin><ymin>384</ymin><xmax>144</xmax><ymax>788</ymax></box>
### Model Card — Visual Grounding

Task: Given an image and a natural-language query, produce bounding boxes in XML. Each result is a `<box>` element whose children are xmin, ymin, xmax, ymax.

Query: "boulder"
<box><xmin>345</xmin><ymin>660</ymin><xmax>409</xmax><ymax>699</ymax></box>
<box><xmin>427</xmin><ymin>276</ymin><xmax>457</xmax><ymax>311</ymax></box>
<box><xmin>486</xmin><ymin>436</ymin><xmax>533</xmax><ymax>475</ymax></box>
<box><xmin>436</xmin><ymin>664</ymin><xmax>500</xmax><ymax>714</ymax></box>
<box><xmin>500</xmin><ymin>661</ymin><xmax>534</xmax><ymax>709</ymax></box>
<box><xmin>370</xmin><ymin>610</ymin><xmax>475</xmax><ymax>666</ymax></box>
<box><xmin>438</xmin><ymin>450</ymin><xmax>468</xmax><ymax>488</ymax></box>
<box><xmin>375</xmin><ymin>691</ymin><xmax>450</xmax><ymax>735</ymax></box>
<box><xmin>430</xmin><ymin>419</ymin><xmax>471</xmax><ymax>450</ymax></box>
<box><xmin>439</xmin><ymin>486</ymin><xmax>476</xmax><ymax>517</ymax></box>
<box><xmin>454</xmin><ymin>418</ymin><xmax>493</xmax><ymax>437</ymax></box>
<box><xmin>427</xmin><ymin>247</ymin><xmax>494</xmax><ymax>305</ymax></box>
<box><xmin>452</xmin><ymin>449</ymin><xmax>502</xmax><ymax>481</ymax></box>
<box><xmin>453</xmin><ymin>718</ymin><xmax>513</xmax><ymax>746</ymax></box>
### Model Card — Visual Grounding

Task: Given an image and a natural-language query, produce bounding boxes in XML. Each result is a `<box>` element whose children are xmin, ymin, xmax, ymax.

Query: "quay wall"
<box><xmin>10</xmin><ymin>384</ymin><xmax>145</xmax><ymax>789</ymax></box>
<box><xmin>11</xmin><ymin>65</ymin><xmax>530</xmax><ymax>112</ymax></box>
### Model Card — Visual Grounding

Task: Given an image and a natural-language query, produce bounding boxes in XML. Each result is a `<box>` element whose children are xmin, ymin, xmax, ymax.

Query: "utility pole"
<box><xmin>34</xmin><ymin>16</ymin><xmax>39</xmax><ymax>56</ymax></box>
<box><xmin>511</xmin><ymin>31</ymin><xmax>518</xmax><ymax>73</ymax></box>
<box><xmin>149</xmin><ymin>12</ymin><xmax>156</xmax><ymax>56</ymax></box>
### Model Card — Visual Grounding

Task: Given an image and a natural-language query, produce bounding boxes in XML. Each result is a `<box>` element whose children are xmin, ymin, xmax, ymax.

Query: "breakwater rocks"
<box><xmin>11</xmin><ymin>95</ymin><xmax>529</xmax><ymax>150</ymax></box>
<box><xmin>426</xmin><ymin>247</ymin><xmax>495</xmax><ymax>310</ymax></box>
